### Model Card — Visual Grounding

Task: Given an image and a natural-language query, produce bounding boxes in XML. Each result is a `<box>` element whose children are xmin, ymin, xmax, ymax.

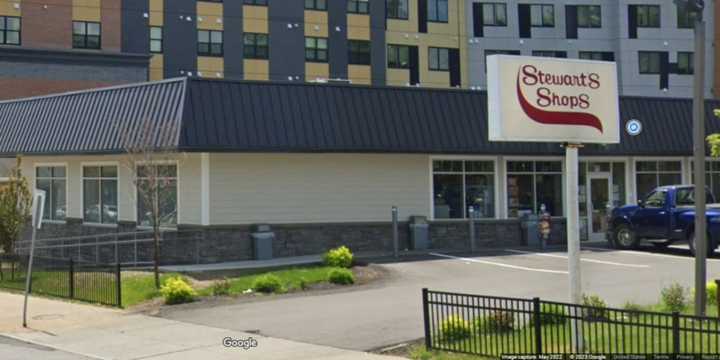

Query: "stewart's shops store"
<box><xmin>0</xmin><ymin>77</ymin><xmax>718</xmax><ymax>263</ymax></box>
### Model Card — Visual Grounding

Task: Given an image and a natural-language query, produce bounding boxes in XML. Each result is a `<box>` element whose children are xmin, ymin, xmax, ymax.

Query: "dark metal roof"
<box><xmin>0</xmin><ymin>77</ymin><xmax>718</xmax><ymax>156</ymax></box>
<box><xmin>0</xmin><ymin>78</ymin><xmax>185</xmax><ymax>155</ymax></box>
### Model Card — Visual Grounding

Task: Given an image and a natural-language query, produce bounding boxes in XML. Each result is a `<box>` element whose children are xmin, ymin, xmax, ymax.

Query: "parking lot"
<box><xmin>160</xmin><ymin>243</ymin><xmax>720</xmax><ymax>351</ymax></box>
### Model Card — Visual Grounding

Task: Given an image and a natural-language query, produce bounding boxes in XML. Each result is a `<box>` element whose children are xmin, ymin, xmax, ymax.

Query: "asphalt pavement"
<box><xmin>160</xmin><ymin>243</ymin><xmax>720</xmax><ymax>351</ymax></box>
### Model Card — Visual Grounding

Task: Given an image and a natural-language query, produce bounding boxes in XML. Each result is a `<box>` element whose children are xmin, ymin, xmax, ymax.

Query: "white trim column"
<box><xmin>201</xmin><ymin>152</ymin><xmax>210</xmax><ymax>226</ymax></box>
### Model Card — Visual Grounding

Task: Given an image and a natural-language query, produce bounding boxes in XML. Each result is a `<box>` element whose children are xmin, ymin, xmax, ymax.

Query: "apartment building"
<box><xmin>0</xmin><ymin>0</ymin><xmax>716</xmax><ymax>99</ymax></box>
<box><xmin>0</xmin><ymin>0</ymin><xmax>148</xmax><ymax>100</ymax></box>
<box><xmin>466</xmin><ymin>0</ymin><xmax>716</xmax><ymax>97</ymax></box>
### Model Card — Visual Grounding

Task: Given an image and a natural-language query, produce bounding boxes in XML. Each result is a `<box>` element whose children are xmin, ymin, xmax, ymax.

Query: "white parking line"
<box><xmin>429</xmin><ymin>252</ymin><xmax>568</xmax><ymax>275</ymax></box>
<box><xmin>504</xmin><ymin>249</ymin><xmax>650</xmax><ymax>268</ymax></box>
<box><xmin>582</xmin><ymin>246</ymin><xmax>713</xmax><ymax>260</ymax></box>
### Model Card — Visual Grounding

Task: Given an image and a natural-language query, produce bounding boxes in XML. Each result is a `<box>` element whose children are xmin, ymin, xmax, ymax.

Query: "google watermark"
<box><xmin>222</xmin><ymin>336</ymin><xmax>258</xmax><ymax>350</ymax></box>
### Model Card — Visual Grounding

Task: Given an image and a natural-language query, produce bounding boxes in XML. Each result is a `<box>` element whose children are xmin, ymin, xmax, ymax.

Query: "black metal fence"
<box><xmin>422</xmin><ymin>289</ymin><xmax>720</xmax><ymax>356</ymax></box>
<box><xmin>0</xmin><ymin>255</ymin><xmax>121</xmax><ymax>307</ymax></box>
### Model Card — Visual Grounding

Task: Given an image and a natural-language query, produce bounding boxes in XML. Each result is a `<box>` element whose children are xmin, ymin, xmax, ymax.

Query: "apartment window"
<box><xmin>244</xmin><ymin>0</ymin><xmax>267</xmax><ymax>5</ymax></box>
<box><xmin>198</xmin><ymin>30</ymin><xmax>223</xmax><ymax>56</ymax></box>
<box><xmin>638</xmin><ymin>51</ymin><xmax>662</xmax><ymax>74</ymax></box>
<box><xmin>149</xmin><ymin>26</ymin><xmax>163</xmax><ymax>53</ymax></box>
<box><xmin>347</xmin><ymin>0</ymin><xmax>369</xmax><ymax>14</ymax></box>
<box><xmin>636</xmin><ymin>5</ymin><xmax>660</xmax><ymax>28</ymax></box>
<box><xmin>579</xmin><ymin>51</ymin><xmax>614</xmax><ymax>61</ymax></box>
<box><xmin>635</xmin><ymin>161</ymin><xmax>682</xmax><ymax>199</ymax></box>
<box><xmin>532</xmin><ymin>50</ymin><xmax>566</xmax><ymax>58</ymax></box>
<box><xmin>482</xmin><ymin>3</ymin><xmax>507</xmax><ymax>26</ymax></box>
<box><xmin>387</xmin><ymin>0</ymin><xmax>408</xmax><ymax>19</ymax></box>
<box><xmin>677</xmin><ymin>52</ymin><xmax>694</xmax><ymax>75</ymax></box>
<box><xmin>305</xmin><ymin>37</ymin><xmax>328</xmax><ymax>62</ymax></box>
<box><xmin>136</xmin><ymin>164</ymin><xmax>178</xmax><ymax>227</ymax></box>
<box><xmin>305</xmin><ymin>0</ymin><xmax>326</xmax><ymax>11</ymax></box>
<box><xmin>0</xmin><ymin>16</ymin><xmax>20</xmax><ymax>45</ymax></box>
<box><xmin>73</xmin><ymin>21</ymin><xmax>101</xmax><ymax>49</ymax></box>
<box><xmin>244</xmin><ymin>33</ymin><xmax>269</xmax><ymax>59</ymax></box>
<box><xmin>428</xmin><ymin>0</ymin><xmax>448</xmax><ymax>23</ymax></box>
<box><xmin>530</xmin><ymin>4</ymin><xmax>554</xmax><ymax>27</ymax></box>
<box><xmin>433</xmin><ymin>160</ymin><xmax>495</xmax><ymax>219</ymax></box>
<box><xmin>348</xmin><ymin>40</ymin><xmax>370</xmax><ymax>65</ymax></box>
<box><xmin>83</xmin><ymin>166</ymin><xmax>118</xmax><ymax>225</ymax></box>
<box><xmin>428</xmin><ymin>47</ymin><xmax>449</xmax><ymax>71</ymax></box>
<box><xmin>677</xmin><ymin>4</ymin><xmax>699</xmax><ymax>28</ymax></box>
<box><xmin>36</xmin><ymin>166</ymin><xmax>66</xmax><ymax>221</ymax></box>
<box><xmin>577</xmin><ymin>5</ymin><xmax>601</xmax><ymax>28</ymax></box>
<box><xmin>387</xmin><ymin>44</ymin><xmax>410</xmax><ymax>69</ymax></box>
<box><xmin>507</xmin><ymin>161</ymin><xmax>563</xmax><ymax>217</ymax></box>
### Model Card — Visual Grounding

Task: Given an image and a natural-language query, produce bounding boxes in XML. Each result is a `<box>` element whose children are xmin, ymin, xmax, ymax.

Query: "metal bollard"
<box><xmin>468</xmin><ymin>207</ymin><xmax>476</xmax><ymax>253</ymax></box>
<box><xmin>392</xmin><ymin>206</ymin><xmax>399</xmax><ymax>258</ymax></box>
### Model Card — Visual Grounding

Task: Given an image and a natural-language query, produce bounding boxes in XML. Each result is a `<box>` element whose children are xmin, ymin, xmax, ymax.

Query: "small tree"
<box><xmin>707</xmin><ymin>110</ymin><xmax>720</xmax><ymax>157</ymax></box>
<box><xmin>0</xmin><ymin>161</ymin><xmax>32</xmax><ymax>255</ymax></box>
<box><xmin>121</xmin><ymin>119</ymin><xmax>182</xmax><ymax>289</ymax></box>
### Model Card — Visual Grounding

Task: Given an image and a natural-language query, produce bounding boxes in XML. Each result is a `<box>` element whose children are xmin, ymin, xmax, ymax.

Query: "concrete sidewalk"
<box><xmin>0</xmin><ymin>292</ymin><xmax>400</xmax><ymax>359</ymax></box>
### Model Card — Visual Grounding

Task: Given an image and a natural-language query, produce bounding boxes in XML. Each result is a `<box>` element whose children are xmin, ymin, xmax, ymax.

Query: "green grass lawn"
<box><xmin>430</xmin><ymin>312</ymin><xmax>720</xmax><ymax>357</ymax></box>
<box><xmin>1</xmin><ymin>265</ymin><xmax>346</xmax><ymax>308</ymax></box>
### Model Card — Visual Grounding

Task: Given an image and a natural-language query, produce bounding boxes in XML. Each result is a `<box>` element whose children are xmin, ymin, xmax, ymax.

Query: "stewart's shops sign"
<box><xmin>487</xmin><ymin>55</ymin><xmax>620</xmax><ymax>144</ymax></box>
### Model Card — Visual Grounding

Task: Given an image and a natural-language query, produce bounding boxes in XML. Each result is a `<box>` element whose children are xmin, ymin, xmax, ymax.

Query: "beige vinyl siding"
<box><xmin>209</xmin><ymin>153</ymin><xmax>430</xmax><ymax>224</ymax></box>
<box><xmin>19</xmin><ymin>154</ymin><xmax>201</xmax><ymax>225</ymax></box>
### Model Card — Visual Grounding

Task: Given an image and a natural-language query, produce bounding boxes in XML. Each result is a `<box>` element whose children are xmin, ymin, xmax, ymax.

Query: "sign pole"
<box><xmin>23</xmin><ymin>190</ymin><xmax>45</xmax><ymax>328</ymax></box>
<box><xmin>692</xmin><ymin>18</ymin><xmax>707</xmax><ymax>317</ymax></box>
<box><xmin>565</xmin><ymin>143</ymin><xmax>583</xmax><ymax>351</ymax></box>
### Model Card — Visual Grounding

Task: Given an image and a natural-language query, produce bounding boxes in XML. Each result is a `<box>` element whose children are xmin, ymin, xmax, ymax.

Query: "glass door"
<box><xmin>587</xmin><ymin>173</ymin><xmax>612</xmax><ymax>242</ymax></box>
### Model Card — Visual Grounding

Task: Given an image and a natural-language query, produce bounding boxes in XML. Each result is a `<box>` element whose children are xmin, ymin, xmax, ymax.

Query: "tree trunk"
<box><xmin>153</xmin><ymin>225</ymin><xmax>160</xmax><ymax>289</ymax></box>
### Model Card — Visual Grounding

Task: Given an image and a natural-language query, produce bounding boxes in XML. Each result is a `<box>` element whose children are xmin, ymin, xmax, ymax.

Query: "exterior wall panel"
<box><xmin>269</xmin><ymin>0</ymin><xmax>304</xmax><ymax>81</ymax></box>
<box><xmin>122</xmin><ymin>0</ymin><xmax>150</xmax><ymax>53</ymax></box>
<box><xmin>163</xmin><ymin>0</ymin><xmax>196</xmax><ymax>78</ymax></box>
<box><xmin>328</xmin><ymin>0</ymin><xmax>348</xmax><ymax>80</ymax></box>
<box><xmin>209</xmin><ymin>154</ymin><xmax>430</xmax><ymax>225</ymax></box>
<box><xmin>224</xmin><ymin>0</ymin><xmax>243</xmax><ymax>80</ymax></box>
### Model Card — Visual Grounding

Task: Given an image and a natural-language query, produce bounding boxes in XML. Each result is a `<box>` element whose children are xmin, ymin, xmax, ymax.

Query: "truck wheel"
<box><xmin>688</xmin><ymin>232</ymin><xmax>715</xmax><ymax>257</ymax></box>
<box><xmin>613</xmin><ymin>224</ymin><xmax>639</xmax><ymax>249</ymax></box>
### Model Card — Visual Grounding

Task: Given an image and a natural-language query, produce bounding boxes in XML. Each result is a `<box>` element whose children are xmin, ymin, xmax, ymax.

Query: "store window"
<box><xmin>507</xmin><ymin>161</ymin><xmax>562</xmax><ymax>217</ymax></box>
<box><xmin>690</xmin><ymin>161</ymin><xmax>720</xmax><ymax>198</ymax></box>
<box><xmin>433</xmin><ymin>160</ymin><xmax>495</xmax><ymax>219</ymax></box>
<box><xmin>635</xmin><ymin>160</ymin><xmax>682</xmax><ymax>199</ymax></box>
<box><xmin>136</xmin><ymin>164</ymin><xmax>178</xmax><ymax>227</ymax></box>
<box><xmin>83</xmin><ymin>166</ymin><xmax>118</xmax><ymax>225</ymax></box>
<box><xmin>36</xmin><ymin>166</ymin><xmax>67</xmax><ymax>221</ymax></box>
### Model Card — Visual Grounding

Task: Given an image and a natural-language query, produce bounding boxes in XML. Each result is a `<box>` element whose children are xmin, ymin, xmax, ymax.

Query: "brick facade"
<box><xmin>22</xmin><ymin>0</ymin><xmax>73</xmax><ymax>49</ymax></box>
<box><xmin>19</xmin><ymin>218</ymin><xmax>566</xmax><ymax>265</ymax></box>
<box><xmin>101</xmin><ymin>0</ymin><xmax>123</xmax><ymax>52</ymax></box>
<box><xmin>0</xmin><ymin>78</ymin><xmax>112</xmax><ymax>100</ymax></box>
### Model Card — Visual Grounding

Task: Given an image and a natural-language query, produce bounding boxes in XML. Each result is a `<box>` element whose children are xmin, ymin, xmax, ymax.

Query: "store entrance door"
<box><xmin>587</xmin><ymin>173</ymin><xmax>612</xmax><ymax>242</ymax></box>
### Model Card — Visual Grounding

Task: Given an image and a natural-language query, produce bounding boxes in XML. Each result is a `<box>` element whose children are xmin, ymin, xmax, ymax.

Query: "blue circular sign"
<box><xmin>626</xmin><ymin>119</ymin><xmax>642</xmax><ymax>136</ymax></box>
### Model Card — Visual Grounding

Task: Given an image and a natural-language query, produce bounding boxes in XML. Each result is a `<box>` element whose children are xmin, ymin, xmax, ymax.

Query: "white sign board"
<box><xmin>487</xmin><ymin>55</ymin><xmax>620</xmax><ymax>144</ymax></box>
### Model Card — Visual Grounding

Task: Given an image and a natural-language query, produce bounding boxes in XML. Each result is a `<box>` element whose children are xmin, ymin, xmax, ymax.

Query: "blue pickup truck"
<box><xmin>607</xmin><ymin>185</ymin><xmax>720</xmax><ymax>256</ymax></box>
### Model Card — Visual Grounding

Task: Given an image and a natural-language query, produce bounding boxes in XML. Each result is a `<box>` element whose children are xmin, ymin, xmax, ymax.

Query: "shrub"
<box><xmin>323</xmin><ymin>246</ymin><xmax>354</xmax><ymax>268</ymax></box>
<box><xmin>622</xmin><ymin>301</ymin><xmax>644</xmax><ymax>316</ymax></box>
<box><xmin>475</xmin><ymin>311</ymin><xmax>515</xmax><ymax>332</ymax></box>
<box><xmin>251</xmin><ymin>274</ymin><xmax>284</xmax><ymax>294</ymax></box>
<box><xmin>328</xmin><ymin>268</ymin><xmax>354</xmax><ymax>285</ymax></box>
<box><xmin>531</xmin><ymin>304</ymin><xmax>566</xmax><ymax>325</ymax></box>
<box><xmin>440</xmin><ymin>315</ymin><xmax>472</xmax><ymax>341</ymax></box>
<box><xmin>707</xmin><ymin>281</ymin><xmax>718</xmax><ymax>306</ymax></box>
<box><xmin>661</xmin><ymin>283</ymin><xmax>687</xmax><ymax>313</ymax></box>
<box><xmin>582</xmin><ymin>294</ymin><xmax>608</xmax><ymax>321</ymax></box>
<box><xmin>299</xmin><ymin>278</ymin><xmax>308</xmax><ymax>290</ymax></box>
<box><xmin>159</xmin><ymin>276</ymin><xmax>196</xmax><ymax>305</ymax></box>
<box><xmin>211</xmin><ymin>278</ymin><xmax>231</xmax><ymax>296</ymax></box>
